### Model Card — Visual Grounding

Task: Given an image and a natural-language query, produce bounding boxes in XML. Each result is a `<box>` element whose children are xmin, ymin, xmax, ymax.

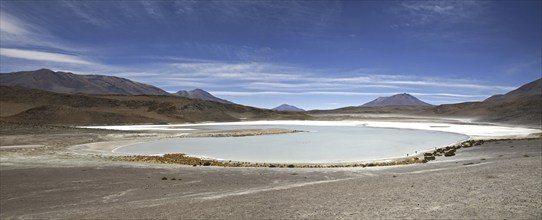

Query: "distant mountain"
<box><xmin>484</xmin><ymin>78</ymin><xmax>542</xmax><ymax>102</ymax></box>
<box><xmin>0</xmin><ymin>86</ymin><xmax>311</xmax><ymax>125</ymax></box>
<box><xmin>362</xmin><ymin>93</ymin><xmax>432</xmax><ymax>107</ymax></box>
<box><xmin>0</xmin><ymin>69</ymin><xmax>170</xmax><ymax>96</ymax></box>
<box><xmin>272</xmin><ymin>104</ymin><xmax>305</xmax><ymax>112</ymax></box>
<box><xmin>174</xmin><ymin>89</ymin><xmax>233</xmax><ymax>104</ymax></box>
<box><xmin>308</xmin><ymin>79</ymin><xmax>541</xmax><ymax>127</ymax></box>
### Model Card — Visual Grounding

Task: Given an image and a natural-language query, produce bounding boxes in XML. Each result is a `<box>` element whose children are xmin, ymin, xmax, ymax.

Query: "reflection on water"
<box><xmin>114</xmin><ymin>125</ymin><xmax>468</xmax><ymax>163</ymax></box>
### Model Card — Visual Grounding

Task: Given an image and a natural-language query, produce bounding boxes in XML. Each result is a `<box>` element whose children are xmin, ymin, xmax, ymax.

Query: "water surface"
<box><xmin>114</xmin><ymin>125</ymin><xmax>468</xmax><ymax>163</ymax></box>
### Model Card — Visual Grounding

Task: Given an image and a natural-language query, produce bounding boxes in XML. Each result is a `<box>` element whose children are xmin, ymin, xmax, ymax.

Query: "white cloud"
<box><xmin>0</xmin><ymin>11</ymin><xmax>86</xmax><ymax>53</ymax></box>
<box><xmin>211</xmin><ymin>90</ymin><xmax>483</xmax><ymax>98</ymax></box>
<box><xmin>170</xmin><ymin>62</ymin><xmax>307</xmax><ymax>81</ymax></box>
<box><xmin>0</xmin><ymin>48</ymin><xmax>94</xmax><ymax>65</ymax></box>
<box><xmin>382</xmin><ymin>80</ymin><xmax>515</xmax><ymax>91</ymax></box>
<box><xmin>410</xmin><ymin>93</ymin><xmax>488</xmax><ymax>98</ymax></box>
<box><xmin>74</xmin><ymin>60</ymin><xmax>513</xmax><ymax>97</ymax></box>
<box><xmin>0</xmin><ymin>14</ymin><xmax>29</xmax><ymax>35</ymax></box>
<box><xmin>61</xmin><ymin>1</ymin><xmax>109</xmax><ymax>27</ymax></box>
<box><xmin>211</xmin><ymin>91</ymin><xmax>293</xmax><ymax>96</ymax></box>
<box><xmin>397</xmin><ymin>0</ymin><xmax>487</xmax><ymax>26</ymax></box>
<box><xmin>390</xmin><ymin>1</ymin><xmax>490</xmax><ymax>44</ymax></box>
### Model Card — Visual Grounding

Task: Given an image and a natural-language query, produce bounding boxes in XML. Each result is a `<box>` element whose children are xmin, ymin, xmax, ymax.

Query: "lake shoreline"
<box><xmin>110</xmin><ymin>137</ymin><xmax>539</xmax><ymax>168</ymax></box>
<box><xmin>98</xmin><ymin>120</ymin><xmax>539</xmax><ymax>166</ymax></box>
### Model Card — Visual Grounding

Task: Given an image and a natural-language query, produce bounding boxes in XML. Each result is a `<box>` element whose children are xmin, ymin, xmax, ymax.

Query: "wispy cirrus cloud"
<box><xmin>164</xmin><ymin>61</ymin><xmax>511</xmax><ymax>88</ymax></box>
<box><xmin>98</xmin><ymin>60</ymin><xmax>513</xmax><ymax>100</ymax></box>
<box><xmin>0</xmin><ymin>14</ymin><xmax>28</xmax><ymax>35</ymax></box>
<box><xmin>388</xmin><ymin>1</ymin><xmax>491</xmax><ymax>45</ymax></box>
<box><xmin>0</xmin><ymin>10</ymin><xmax>88</xmax><ymax>53</ymax></box>
<box><xmin>211</xmin><ymin>90</ymin><xmax>489</xmax><ymax>99</ymax></box>
<box><xmin>0</xmin><ymin>48</ymin><xmax>94</xmax><ymax>65</ymax></box>
<box><xmin>381</xmin><ymin>80</ymin><xmax>515</xmax><ymax>91</ymax></box>
<box><xmin>0</xmin><ymin>12</ymin><xmax>95</xmax><ymax>67</ymax></box>
<box><xmin>61</xmin><ymin>1</ymin><xmax>109</xmax><ymax>27</ymax></box>
<box><xmin>169</xmin><ymin>62</ymin><xmax>307</xmax><ymax>81</ymax></box>
<box><xmin>394</xmin><ymin>0</ymin><xmax>488</xmax><ymax>26</ymax></box>
<box><xmin>0</xmin><ymin>9</ymin><xmax>97</xmax><ymax>69</ymax></box>
<box><xmin>48</xmin><ymin>0</ymin><xmax>341</xmax><ymax>37</ymax></box>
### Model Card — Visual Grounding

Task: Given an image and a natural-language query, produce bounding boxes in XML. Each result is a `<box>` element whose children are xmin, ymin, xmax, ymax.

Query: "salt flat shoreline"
<box><xmin>83</xmin><ymin>120</ymin><xmax>540</xmax><ymax>166</ymax></box>
<box><xmin>84</xmin><ymin>119</ymin><xmax>541</xmax><ymax>139</ymax></box>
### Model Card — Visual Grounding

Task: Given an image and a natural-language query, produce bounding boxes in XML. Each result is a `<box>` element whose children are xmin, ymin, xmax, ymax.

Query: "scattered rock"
<box><xmin>444</xmin><ymin>151</ymin><xmax>455</xmax><ymax>157</ymax></box>
<box><xmin>424</xmin><ymin>156</ymin><xmax>436</xmax><ymax>161</ymax></box>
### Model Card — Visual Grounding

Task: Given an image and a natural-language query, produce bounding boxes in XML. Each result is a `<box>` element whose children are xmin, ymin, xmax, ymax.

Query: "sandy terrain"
<box><xmin>1</xmin><ymin>120</ymin><xmax>541</xmax><ymax>219</ymax></box>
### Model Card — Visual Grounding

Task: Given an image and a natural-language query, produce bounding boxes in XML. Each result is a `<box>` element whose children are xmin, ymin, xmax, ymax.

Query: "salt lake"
<box><xmin>113</xmin><ymin>124</ymin><xmax>469</xmax><ymax>163</ymax></box>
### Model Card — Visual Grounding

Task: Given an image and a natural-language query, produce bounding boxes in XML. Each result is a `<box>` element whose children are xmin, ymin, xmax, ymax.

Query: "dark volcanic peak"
<box><xmin>362</xmin><ymin>93</ymin><xmax>432</xmax><ymax>107</ymax></box>
<box><xmin>272</xmin><ymin>104</ymin><xmax>305</xmax><ymax>112</ymax></box>
<box><xmin>485</xmin><ymin>78</ymin><xmax>542</xmax><ymax>102</ymax></box>
<box><xmin>0</xmin><ymin>69</ymin><xmax>170</xmax><ymax>96</ymax></box>
<box><xmin>174</xmin><ymin>88</ymin><xmax>233</xmax><ymax>104</ymax></box>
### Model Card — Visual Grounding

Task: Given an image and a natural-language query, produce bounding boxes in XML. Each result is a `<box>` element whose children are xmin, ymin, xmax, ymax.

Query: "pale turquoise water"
<box><xmin>114</xmin><ymin>125</ymin><xmax>468</xmax><ymax>163</ymax></box>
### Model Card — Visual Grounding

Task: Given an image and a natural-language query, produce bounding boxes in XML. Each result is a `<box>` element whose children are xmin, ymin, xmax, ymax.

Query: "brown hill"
<box><xmin>310</xmin><ymin>78</ymin><xmax>542</xmax><ymax>127</ymax></box>
<box><xmin>0</xmin><ymin>69</ymin><xmax>170</xmax><ymax>96</ymax></box>
<box><xmin>433</xmin><ymin>78</ymin><xmax>542</xmax><ymax>127</ymax></box>
<box><xmin>0</xmin><ymin>86</ymin><xmax>310</xmax><ymax>125</ymax></box>
<box><xmin>484</xmin><ymin>78</ymin><xmax>541</xmax><ymax>102</ymax></box>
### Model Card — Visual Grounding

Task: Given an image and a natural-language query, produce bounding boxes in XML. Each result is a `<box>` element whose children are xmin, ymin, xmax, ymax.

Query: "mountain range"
<box><xmin>0</xmin><ymin>86</ymin><xmax>309</xmax><ymax>125</ymax></box>
<box><xmin>0</xmin><ymin>69</ymin><xmax>237</xmax><ymax>105</ymax></box>
<box><xmin>0</xmin><ymin>69</ymin><xmax>170</xmax><ymax>96</ymax></box>
<box><xmin>311</xmin><ymin>78</ymin><xmax>541</xmax><ymax>127</ymax></box>
<box><xmin>362</xmin><ymin>93</ymin><xmax>432</xmax><ymax>107</ymax></box>
<box><xmin>0</xmin><ymin>69</ymin><xmax>540</xmax><ymax>127</ymax></box>
<box><xmin>272</xmin><ymin>104</ymin><xmax>305</xmax><ymax>112</ymax></box>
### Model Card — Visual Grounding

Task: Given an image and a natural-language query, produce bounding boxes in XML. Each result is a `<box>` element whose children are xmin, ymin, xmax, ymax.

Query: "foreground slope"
<box><xmin>0</xmin><ymin>86</ymin><xmax>310</xmax><ymax>125</ymax></box>
<box><xmin>0</xmin><ymin>69</ymin><xmax>170</xmax><ymax>96</ymax></box>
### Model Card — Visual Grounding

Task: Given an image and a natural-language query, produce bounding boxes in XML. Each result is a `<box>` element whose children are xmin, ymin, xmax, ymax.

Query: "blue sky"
<box><xmin>0</xmin><ymin>0</ymin><xmax>540</xmax><ymax>110</ymax></box>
